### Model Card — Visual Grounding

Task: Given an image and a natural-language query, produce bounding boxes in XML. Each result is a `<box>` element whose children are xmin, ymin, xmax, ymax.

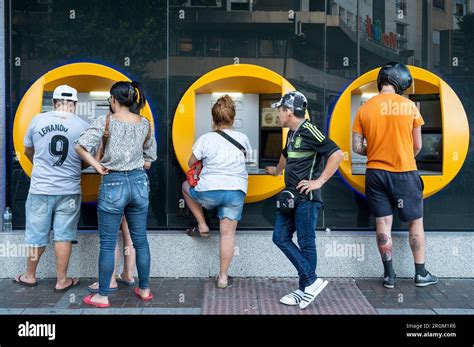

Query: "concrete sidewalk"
<box><xmin>2</xmin><ymin>231</ymin><xmax>473</xmax><ymax>279</ymax></box>
<box><xmin>0</xmin><ymin>277</ymin><xmax>472</xmax><ymax>315</ymax></box>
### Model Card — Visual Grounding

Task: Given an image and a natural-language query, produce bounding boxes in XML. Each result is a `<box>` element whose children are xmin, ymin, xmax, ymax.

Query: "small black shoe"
<box><xmin>415</xmin><ymin>271</ymin><xmax>438</xmax><ymax>287</ymax></box>
<box><xmin>383</xmin><ymin>274</ymin><xmax>396</xmax><ymax>289</ymax></box>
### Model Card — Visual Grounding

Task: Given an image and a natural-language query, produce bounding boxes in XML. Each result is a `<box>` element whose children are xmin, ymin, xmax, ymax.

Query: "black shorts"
<box><xmin>365</xmin><ymin>169</ymin><xmax>424</xmax><ymax>222</ymax></box>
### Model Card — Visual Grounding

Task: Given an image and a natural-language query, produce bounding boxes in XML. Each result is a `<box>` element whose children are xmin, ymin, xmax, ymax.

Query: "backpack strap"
<box><xmin>214</xmin><ymin>130</ymin><xmax>246</xmax><ymax>157</ymax></box>
<box><xmin>96</xmin><ymin>114</ymin><xmax>111</xmax><ymax>161</ymax></box>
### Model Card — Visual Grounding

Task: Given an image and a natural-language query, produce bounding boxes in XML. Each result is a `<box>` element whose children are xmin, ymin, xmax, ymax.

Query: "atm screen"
<box><xmin>416</xmin><ymin>133</ymin><xmax>442</xmax><ymax>174</ymax></box>
<box><xmin>409</xmin><ymin>94</ymin><xmax>442</xmax><ymax>130</ymax></box>
<box><xmin>417</xmin><ymin>133</ymin><xmax>442</xmax><ymax>161</ymax></box>
<box><xmin>261</xmin><ymin>131</ymin><xmax>282</xmax><ymax>161</ymax></box>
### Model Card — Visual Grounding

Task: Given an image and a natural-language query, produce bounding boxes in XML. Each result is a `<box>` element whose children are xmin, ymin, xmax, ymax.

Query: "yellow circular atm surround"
<box><xmin>13</xmin><ymin>62</ymin><xmax>155</xmax><ymax>202</ymax></box>
<box><xmin>329</xmin><ymin>65</ymin><xmax>469</xmax><ymax>198</ymax></box>
<box><xmin>172</xmin><ymin>64</ymin><xmax>307</xmax><ymax>204</ymax></box>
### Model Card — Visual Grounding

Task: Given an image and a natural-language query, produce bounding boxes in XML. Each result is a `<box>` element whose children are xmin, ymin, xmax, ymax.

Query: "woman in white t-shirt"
<box><xmin>182</xmin><ymin>95</ymin><xmax>252</xmax><ymax>289</ymax></box>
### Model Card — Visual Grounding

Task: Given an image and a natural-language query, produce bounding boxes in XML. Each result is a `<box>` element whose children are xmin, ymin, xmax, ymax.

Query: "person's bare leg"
<box><xmin>182</xmin><ymin>181</ymin><xmax>209</xmax><ymax>233</ymax></box>
<box><xmin>16</xmin><ymin>247</ymin><xmax>45</xmax><ymax>284</ymax></box>
<box><xmin>408</xmin><ymin>218</ymin><xmax>425</xmax><ymax>263</ymax></box>
<box><xmin>54</xmin><ymin>241</ymin><xmax>78</xmax><ymax>290</ymax></box>
<box><xmin>120</xmin><ymin>217</ymin><xmax>136</xmax><ymax>283</ymax></box>
<box><xmin>218</xmin><ymin>218</ymin><xmax>238</xmax><ymax>283</ymax></box>
<box><xmin>375</xmin><ymin>215</ymin><xmax>393</xmax><ymax>261</ymax></box>
<box><xmin>110</xmin><ymin>241</ymin><xmax>119</xmax><ymax>287</ymax></box>
<box><xmin>375</xmin><ymin>215</ymin><xmax>395</xmax><ymax>281</ymax></box>
<box><xmin>408</xmin><ymin>217</ymin><xmax>437</xmax><ymax>285</ymax></box>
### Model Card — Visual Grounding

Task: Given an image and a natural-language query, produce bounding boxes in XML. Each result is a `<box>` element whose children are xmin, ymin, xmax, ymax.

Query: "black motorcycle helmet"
<box><xmin>377</xmin><ymin>62</ymin><xmax>413</xmax><ymax>95</ymax></box>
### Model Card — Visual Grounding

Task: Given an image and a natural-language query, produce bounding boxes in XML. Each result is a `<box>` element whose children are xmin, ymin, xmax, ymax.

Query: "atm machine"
<box><xmin>259</xmin><ymin>93</ymin><xmax>283</xmax><ymax>169</ymax></box>
<box><xmin>194</xmin><ymin>92</ymin><xmax>282</xmax><ymax>175</ymax></box>
<box><xmin>13</xmin><ymin>62</ymin><xmax>155</xmax><ymax>204</ymax></box>
<box><xmin>349</xmin><ymin>93</ymin><xmax>375</xmax><ymax>175</ymax></box>
<box><xmin>172</xmin><ymin>63</ymin><xmax>302</xmax><ymax>204</ymax></box>
<box><xmin>409</xmin><ymin>93</ymin><xmax>443</xmax><ymax>175</ymax></box>
<box><xmin>330</xmin><ymin>64</ymin><xmax>469</xmax><ymax>199</ymax></box>
<box><xmin>42</xmin><ymin>91</ymin><xmax>110</xmax><ymax>123</ymax></box>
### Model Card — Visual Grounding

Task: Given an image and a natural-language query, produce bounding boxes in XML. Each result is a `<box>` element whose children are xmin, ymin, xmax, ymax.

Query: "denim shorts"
<box><xmin>188</xmin><ymin>188</ymin><xmax>245</xmax><ymax>221</ymax></box>
<box><xmin>25</xmin><ymin>193</ymin><xmax>81</xmax><ymax>247</ymax></box>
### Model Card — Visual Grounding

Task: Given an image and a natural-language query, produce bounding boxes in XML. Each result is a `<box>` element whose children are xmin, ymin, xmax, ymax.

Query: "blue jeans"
<box><xmin>97</xmin><ymin>169</ymin><xmax>151</xmax><ymax>296</ymax></box>
<box><xmin>272</xmin><ymin>199</ymin><xmax>322</xmax><ymax>291</ymax></box>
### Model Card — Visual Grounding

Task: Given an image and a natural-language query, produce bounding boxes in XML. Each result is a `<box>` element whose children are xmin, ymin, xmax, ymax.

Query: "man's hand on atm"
<box><xmin>266</xmin><ymin>154</ymin><xmax>287</xmax><ymax>176</ymax></box>
<box><xmin>265</xmin><ymin>166</ymin><xmax>281</xmax><ymax>176</ymax></box>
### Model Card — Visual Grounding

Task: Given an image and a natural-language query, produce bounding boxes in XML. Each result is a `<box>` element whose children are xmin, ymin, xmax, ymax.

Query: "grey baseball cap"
<box><xmin>271</xmin><ymin>91</ymin><xmax>307</xmax><ymax>117</ymax></box>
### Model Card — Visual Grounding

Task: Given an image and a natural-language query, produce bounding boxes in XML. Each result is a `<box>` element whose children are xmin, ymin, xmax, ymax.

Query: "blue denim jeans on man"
<box><xmin>272</xmin><ymin>199</ymin><xmax>322</xmax><ymax>291</ymax></box>
<box><xmin>97</xmin><ymin>169</ymin><xmax>151</xmax><ymax>296</ymax></box>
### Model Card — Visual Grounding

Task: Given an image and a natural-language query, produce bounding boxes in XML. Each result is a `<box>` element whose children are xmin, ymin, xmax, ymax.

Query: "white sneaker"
<box><xmin>299</xmin><ymin>278</ymin><xmax>328</xmax><ymax>310</ymax></box>
<box><xmin>279</xmin><ymin>289</ymin><xmax>304</xmax><ymax>306</ymax></box>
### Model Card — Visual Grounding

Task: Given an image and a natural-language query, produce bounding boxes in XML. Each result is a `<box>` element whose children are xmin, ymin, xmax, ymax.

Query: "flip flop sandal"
<box><xmin>216</xmin><ymin>275</ymin><xmax>233</xmax><ymax>289</ymax></box>
<box><xmin>83</xmin><ymin>294</ymin><xmax>110</xmax><ymax>308</ymax></box>
<box><xmin>54</xmin><ymin>278</ymin><xmax>80</xmax><ymax>293</ymax></box>
<box><xmin>116</xmin><ymin>275</ymin><xmax>135</xmax><ymax>286</ymax></box>
<box><xmin>13</xmin><ymin>274</ymin><xmax>38</xmax><ymax>287</ymax></box>
<box><xmin>134</xmin><ymin>287</ymin><xmax>153</xmax><ymax>301</ymax></box>
<box><xmin>87</xmin><ymin>282</ymin><xmax>118</xmax><ymax>294</ymax></box>
<box><xmin>186</xmin><ymin>226</ymin><xmax>210</xmax><ymax>238</ymax></box>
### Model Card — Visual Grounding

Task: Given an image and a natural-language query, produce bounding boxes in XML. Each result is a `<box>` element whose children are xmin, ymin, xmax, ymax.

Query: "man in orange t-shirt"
<box><xmin>352</xmin><ymin>62</ymin><xmax>438</xmax><ymax>289</ymax></box>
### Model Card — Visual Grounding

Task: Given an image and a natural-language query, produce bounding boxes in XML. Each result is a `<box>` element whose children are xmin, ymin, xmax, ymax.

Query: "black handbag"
<box><xmin>276</xmin><ymin>190</ymin><xmax>298</xmax><ymax>214</ymax></box>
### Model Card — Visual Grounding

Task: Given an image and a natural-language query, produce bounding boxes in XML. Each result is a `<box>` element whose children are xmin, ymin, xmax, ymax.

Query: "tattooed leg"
<box><xmin>375</xmin><ymin>216</ymin><xmax>393</xmax><ymax>261</ymax></box>
<box><xmin>377</xmin><ymin>233</ymin><xmax>393</xmax><ymax>261</ymax></box>
<box><xmin>408</xmin><ymin>218</ymin><xmax>425</xmax><ymax>264</ymax></box>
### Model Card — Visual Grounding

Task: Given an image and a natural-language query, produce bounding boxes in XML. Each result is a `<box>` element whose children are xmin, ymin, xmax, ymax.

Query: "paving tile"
<box><xmin>0</xmin><ymin>278</ymin><xmax>472</xmax><ymax>315</ymax></box>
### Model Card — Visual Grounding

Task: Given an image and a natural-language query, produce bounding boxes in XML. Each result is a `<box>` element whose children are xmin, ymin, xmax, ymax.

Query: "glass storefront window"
<box><xmin>6</xmin><ymin>0</ymin><xmax>474</xmax><ymax>231</ymax></box>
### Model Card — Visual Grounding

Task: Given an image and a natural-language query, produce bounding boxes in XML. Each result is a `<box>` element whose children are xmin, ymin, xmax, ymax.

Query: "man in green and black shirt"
<box><xmin>266</xmin><ymin>91</ymin><xmax>343</xmax><ymax>309</ymax></box>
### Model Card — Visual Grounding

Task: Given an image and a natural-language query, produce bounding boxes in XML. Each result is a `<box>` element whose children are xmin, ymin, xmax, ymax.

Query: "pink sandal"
<box><xmin>83</xmin><ymin>294</ymin><xmax>111</xmax><ymax>308</ymax></box>
<box><xmin>134</xmin><ymin>287</ymin><xmax>153</xmax><ymax>301</ymax></box>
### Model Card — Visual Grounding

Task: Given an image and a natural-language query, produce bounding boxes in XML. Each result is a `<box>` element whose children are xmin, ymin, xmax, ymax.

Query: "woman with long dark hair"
<box><xmin>75</xmin><ymin>81</ymin><xmax>157</xmax><ymax>308</ymax></box>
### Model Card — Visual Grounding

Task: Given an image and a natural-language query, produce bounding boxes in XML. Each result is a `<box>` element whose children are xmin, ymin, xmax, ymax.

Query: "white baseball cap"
<box><xmin>52</xmin><ymin>85</ymin><xmax>78</xmax><ymax>102</ymax></box>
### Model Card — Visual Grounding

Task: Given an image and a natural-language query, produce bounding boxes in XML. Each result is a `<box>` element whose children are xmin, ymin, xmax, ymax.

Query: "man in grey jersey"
<box><xmin>14</xmin><ymin>85</ymin><xmax>89</xmax><ymax>292</ymax></box>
